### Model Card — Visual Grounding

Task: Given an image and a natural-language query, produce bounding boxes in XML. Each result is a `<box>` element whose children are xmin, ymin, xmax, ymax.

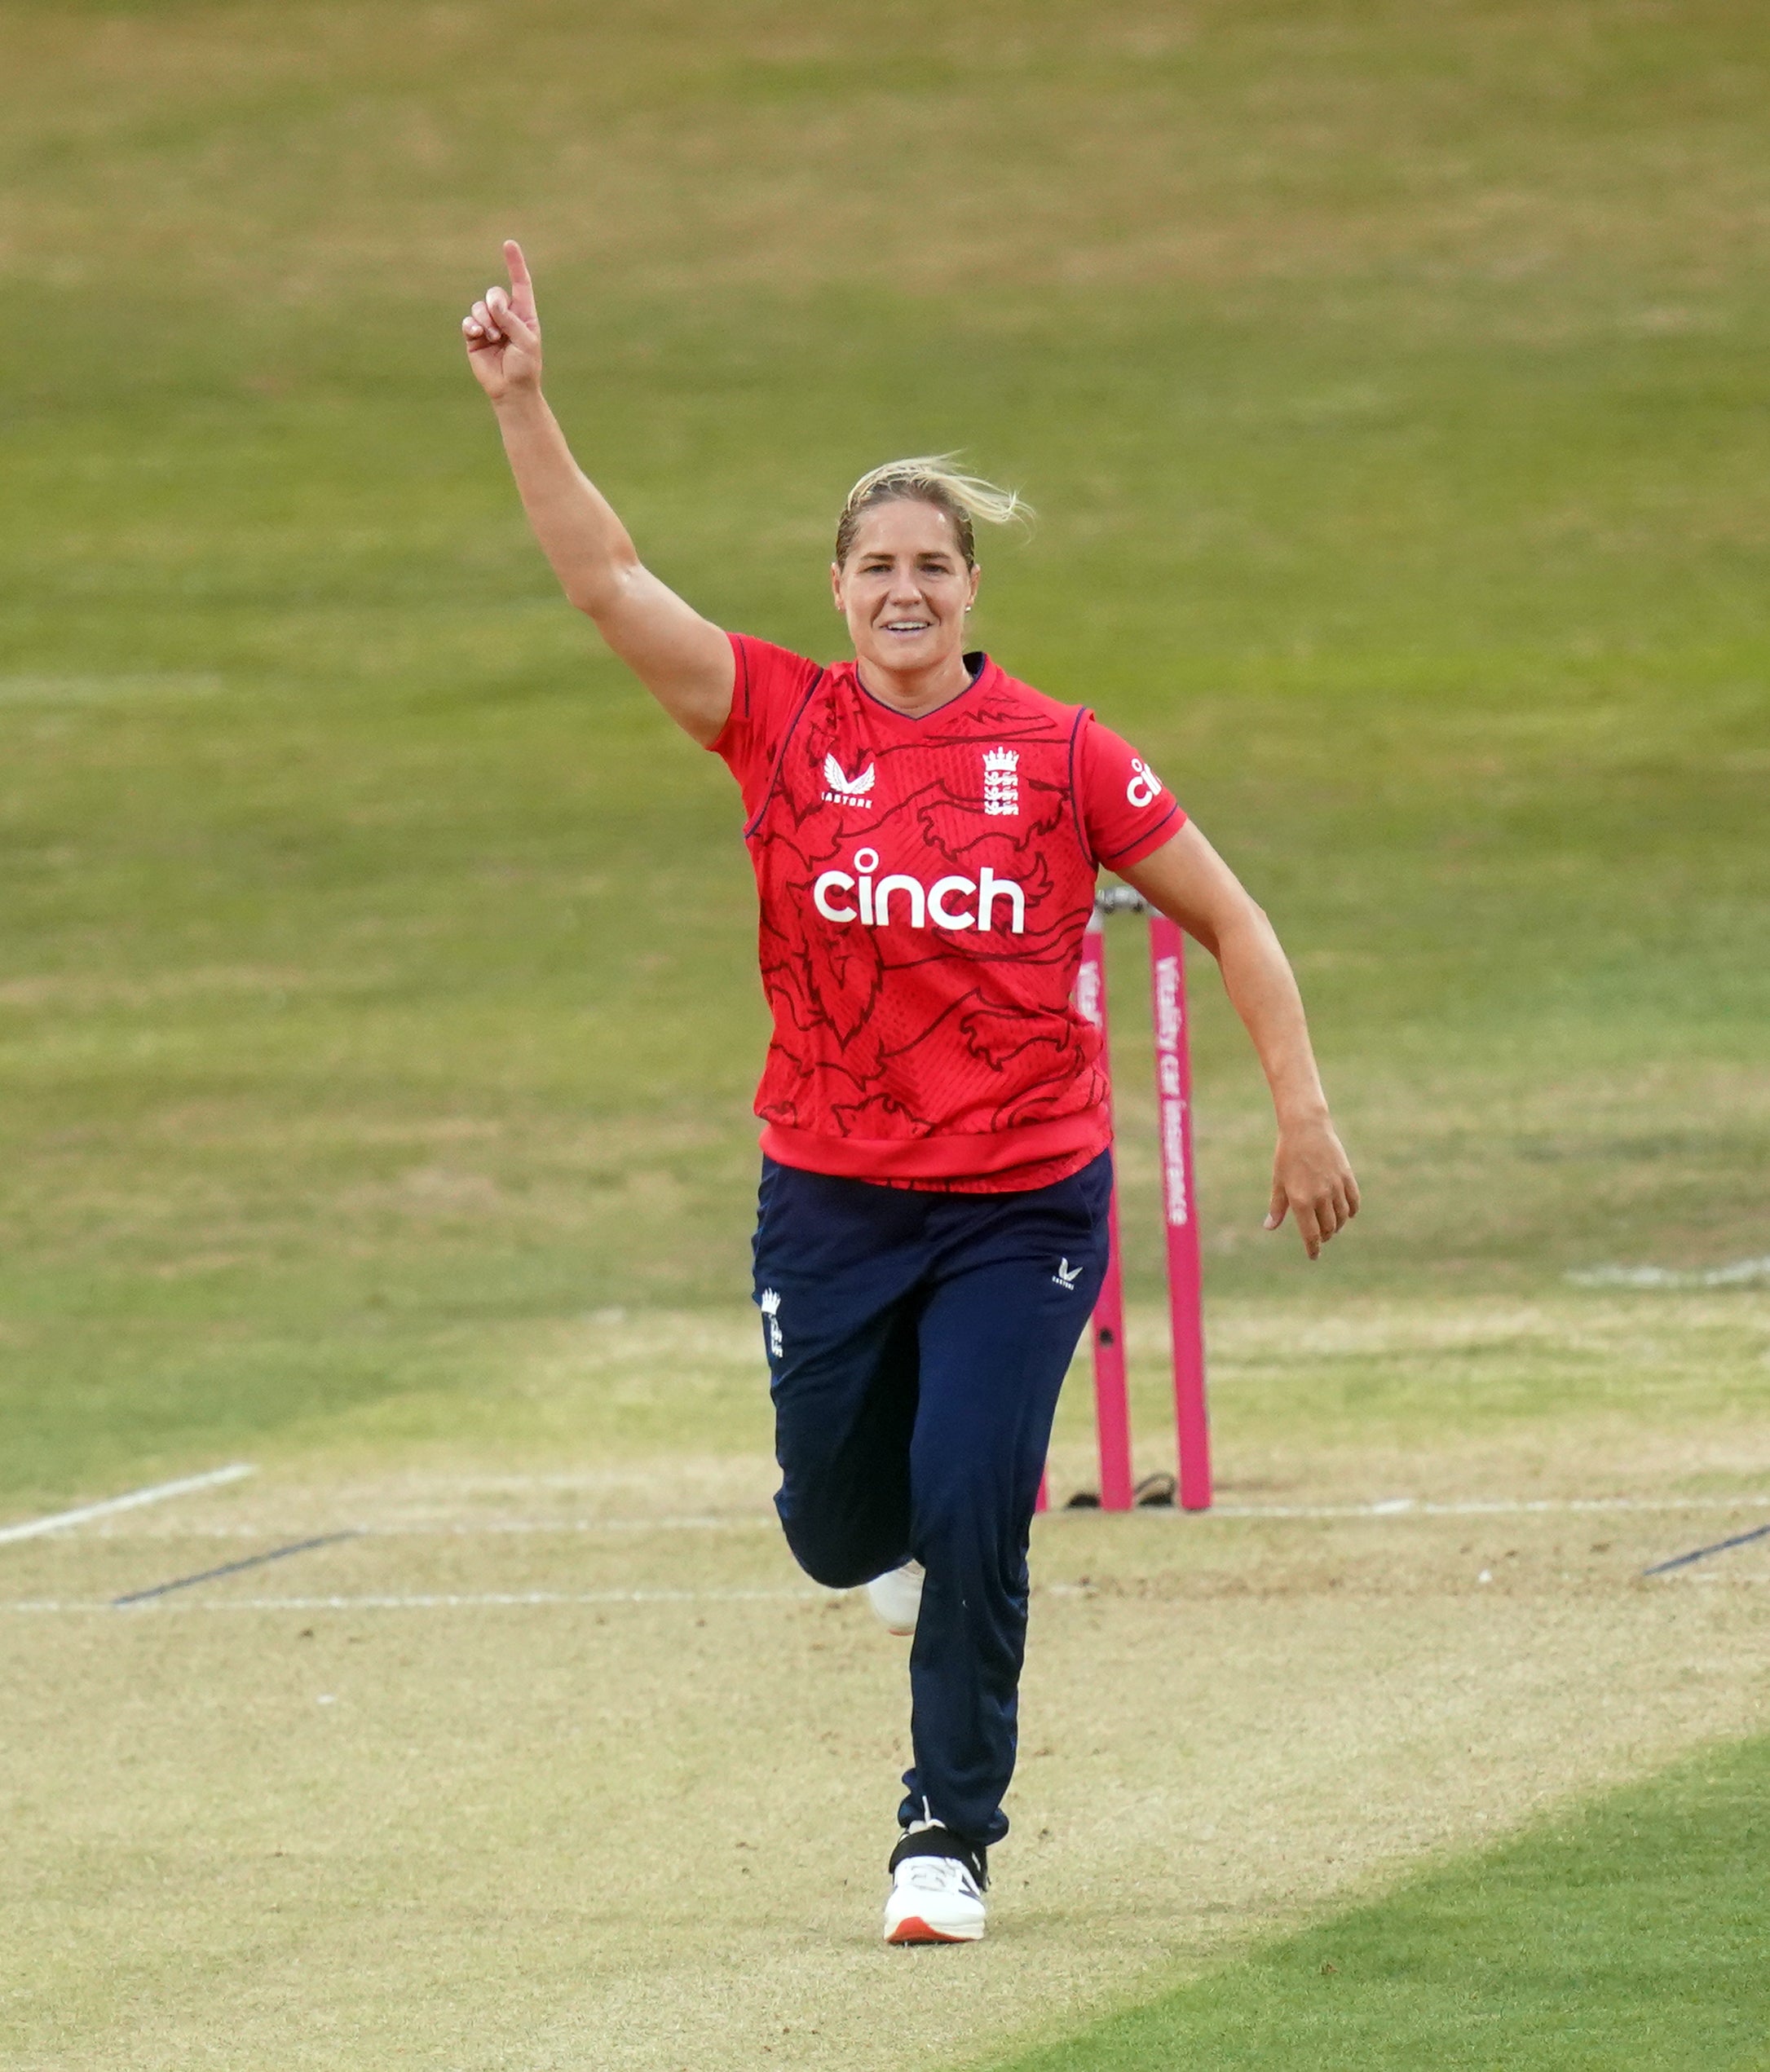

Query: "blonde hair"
<box><xmin>834</xmin><ymin>455</ymin><xmax>1031</xmax><ymax>569</ymax></box>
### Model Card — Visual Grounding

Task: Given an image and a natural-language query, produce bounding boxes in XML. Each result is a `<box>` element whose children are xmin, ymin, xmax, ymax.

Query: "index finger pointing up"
<box><xmin>503</xmin><ymin>240</ymin><xmax>536</xmax><ymax>324</ymax></box>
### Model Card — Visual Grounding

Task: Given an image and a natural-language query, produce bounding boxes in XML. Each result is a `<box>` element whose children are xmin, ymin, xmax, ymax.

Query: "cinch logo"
<box><xmin>823</xmin><ymin>755</ymin><xmax>876</xmax><ymax>808</ymax></box>
<box><xmin>1127</xmin><ymin>756</ymin><xmax>1163</xmax><ymax>809</ymax></box>
<box><xmin>812</xmin><ymin>847</ymin><xmax>1026</xmax><ymax>934</ymax></box>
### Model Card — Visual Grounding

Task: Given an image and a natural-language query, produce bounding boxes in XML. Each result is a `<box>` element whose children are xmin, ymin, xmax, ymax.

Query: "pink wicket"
<box><xmin>1149</xmin><ymin>914</ymin><xmax>1213</xmax><ymax>1511</ymax></box>
<box><xmin>1039</xmin><ymin>894</ymin><xmax>1212</xmax><ymax>1514</ymax></box>
<box><xmin>1074</xmin><ymin>914</ymin><xmax>1136</xmax><ymax>1510</ymax></box>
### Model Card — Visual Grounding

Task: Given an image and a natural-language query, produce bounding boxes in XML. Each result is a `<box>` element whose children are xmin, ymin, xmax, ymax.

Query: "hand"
<box><xmin>462</xmin><ymin>240</ymin><xmax>542</xmax><ymax>403</ymax></box>
<box><xmin>1265</xmin><ymin>1114</ymin><xmax>1359</xmax><ymax>1260</ymax></box>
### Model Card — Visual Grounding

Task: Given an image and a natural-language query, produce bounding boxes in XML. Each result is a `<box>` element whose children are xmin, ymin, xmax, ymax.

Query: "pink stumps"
<box><xmin>1148</xmin><ymin>915</ymin><xmax>1212</xmax><ymax>1510</ymax></box>
<box><xmin>1074</xmin><ymin>913</ymin><xmax>1137</xmax><ymax>1511</ymax></box>
<box><xmin>1042</xmin><ymin>892</ymin><xmax>1212</xmax><ymax>1516</ymax></box>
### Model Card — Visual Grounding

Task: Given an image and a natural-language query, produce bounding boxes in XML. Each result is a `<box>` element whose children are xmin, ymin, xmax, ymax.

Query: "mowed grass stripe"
<box><xmin>980</xmin><ymin>1734</ymin><xmax>1770</xmax><ymax>2072</ymax></box>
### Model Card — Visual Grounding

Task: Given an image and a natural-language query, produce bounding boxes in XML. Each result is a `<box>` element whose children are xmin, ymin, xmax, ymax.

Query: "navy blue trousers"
<box><xmin>752</xmin><ymin>1151</ymin><xmax>1113</xmax><ymax>1848</ymax></box>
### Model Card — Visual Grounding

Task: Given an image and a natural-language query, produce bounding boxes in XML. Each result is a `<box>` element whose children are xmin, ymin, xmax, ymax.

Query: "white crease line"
<box><xmin>56</xmin><ymin>1497</ymin><xmax>1770</xmax><ymax>1541</ymax></box>
<box><xmin>1568</xmin><ymin>1255</ymin><xmax>1770</xmax><ymax>1289</ymax></box>
<box><xmin>32</xmin><ymin>1492</ymin><xmax>1770</xmax><ymax>1558</ymax></box>
<box><xmin>82</xmin><ymin>1514</ymin><xmax>776</xmax><ymax>1541</ymax></box>
<box><xmin>2</xmin><ymin>1586</ymin><xmax>823</xmax><ymax>1615</ymax></box>
<box><xmin>1200</xmin><ymin>1496</ymin><xmax>1770</xmax><ymax>1520</ymax></box>
<box><xmin>0</xmin><ymin>1466</ymin><xmax>255</xmax><ymax>1547</ymax></box>
<box><xmin>363</xmin><ymin>1475</ymin><xmax>767</xmax><ymax>1494</ymax></box>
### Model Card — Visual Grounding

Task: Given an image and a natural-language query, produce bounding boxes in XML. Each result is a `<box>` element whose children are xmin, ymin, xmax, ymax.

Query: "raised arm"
<box><xmin>1119</xmin><ymin>823</ymin><xmax>1359</xmax><ymax>1259</ymax></box>
<box><xmin>462</xmin><ymin>243</ymin><xmax>735</xmax><ymax>746</ymax></box>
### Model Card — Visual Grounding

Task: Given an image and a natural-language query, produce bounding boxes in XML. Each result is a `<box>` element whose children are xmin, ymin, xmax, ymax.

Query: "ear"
<box><xmin>830</xmin><ymin>561</ymin><xmax>845</xmax><ymax>614</ymax></box>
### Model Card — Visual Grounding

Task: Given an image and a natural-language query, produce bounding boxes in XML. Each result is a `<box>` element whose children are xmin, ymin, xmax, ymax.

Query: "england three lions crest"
<box><xmin>982</xmin><ymin>747</ymin><xmax>1019</xmax><ymax>817</ymax></box>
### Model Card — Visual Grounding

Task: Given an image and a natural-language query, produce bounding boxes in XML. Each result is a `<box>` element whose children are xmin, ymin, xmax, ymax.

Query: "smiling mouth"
<box><xmin>882</xmin><ymin>619</ymin><xmax>933</xmax><ymax>635</ymax></box>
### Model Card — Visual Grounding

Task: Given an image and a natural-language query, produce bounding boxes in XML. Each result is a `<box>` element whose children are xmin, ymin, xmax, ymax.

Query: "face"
<box><xmin>832</xmin><ymin>500</ymin><xmax>982</xmax><ymax>676</ymax></box>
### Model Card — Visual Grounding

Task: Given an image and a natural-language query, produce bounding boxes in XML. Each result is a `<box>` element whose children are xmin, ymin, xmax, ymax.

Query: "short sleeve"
<box><xmin>1076</xmin><ymin>716</ymin><xmax>1185</xmax><ymax>869</ymax></box>
<box><xmin>708</xmin><ymin>633</ymin><xmax>823</xmax><ymax>817</ymax></box>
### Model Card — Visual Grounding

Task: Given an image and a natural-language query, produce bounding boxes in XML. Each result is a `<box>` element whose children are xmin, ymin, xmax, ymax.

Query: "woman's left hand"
<box><xmin>1265</xmin><ymin>1114</ymin><xmax>1360</xmax><ymax>1259</ymax></box>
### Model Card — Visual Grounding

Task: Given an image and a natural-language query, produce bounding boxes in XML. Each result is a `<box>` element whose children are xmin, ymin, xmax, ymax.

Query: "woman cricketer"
<box><xmin>463</xmin><ymin>244</ymin><xmax>1358</xmax><ymax>1945</ymax></box>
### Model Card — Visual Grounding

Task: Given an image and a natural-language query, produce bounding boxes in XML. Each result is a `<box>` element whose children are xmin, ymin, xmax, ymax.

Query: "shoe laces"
<box><xmin>889</xmin><ymin>1815</ymin><xmax>989</xmax><ymax>1892</ymax></box>
<box><xmin>898</xmin><ymin>1855</ymin><xmax>981</xmax><ymax>1901</ymax></box>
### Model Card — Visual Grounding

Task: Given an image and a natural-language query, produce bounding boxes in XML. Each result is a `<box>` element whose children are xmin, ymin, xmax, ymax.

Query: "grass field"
<box><xmin>987</xmin><ymin>1730</ymin><xmax>1770</xmax><ymax>2071</ymax></box>
<box><xmin>3</xmin><ymin>1</ymin><xmax>1768</xmax><ymax>2065</ymax></box>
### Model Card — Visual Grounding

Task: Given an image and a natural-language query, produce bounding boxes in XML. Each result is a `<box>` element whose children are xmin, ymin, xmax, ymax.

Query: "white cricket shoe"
<box><xmin>882</xmin><ymin>1823</ymin><xmax>988</xmax><ymax>1945</ymax></box>
<box><xmin>864</xmin><ymin>1558</ymin><xmax>924</xmax><ymax>1636</ymax></box>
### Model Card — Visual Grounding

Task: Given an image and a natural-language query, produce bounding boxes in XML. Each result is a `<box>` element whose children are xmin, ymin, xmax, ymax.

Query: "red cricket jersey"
<box><xmin>710</xmin><ymin>636</ymin><xmax>1185</xmax><ymax>1191</ymax></box>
